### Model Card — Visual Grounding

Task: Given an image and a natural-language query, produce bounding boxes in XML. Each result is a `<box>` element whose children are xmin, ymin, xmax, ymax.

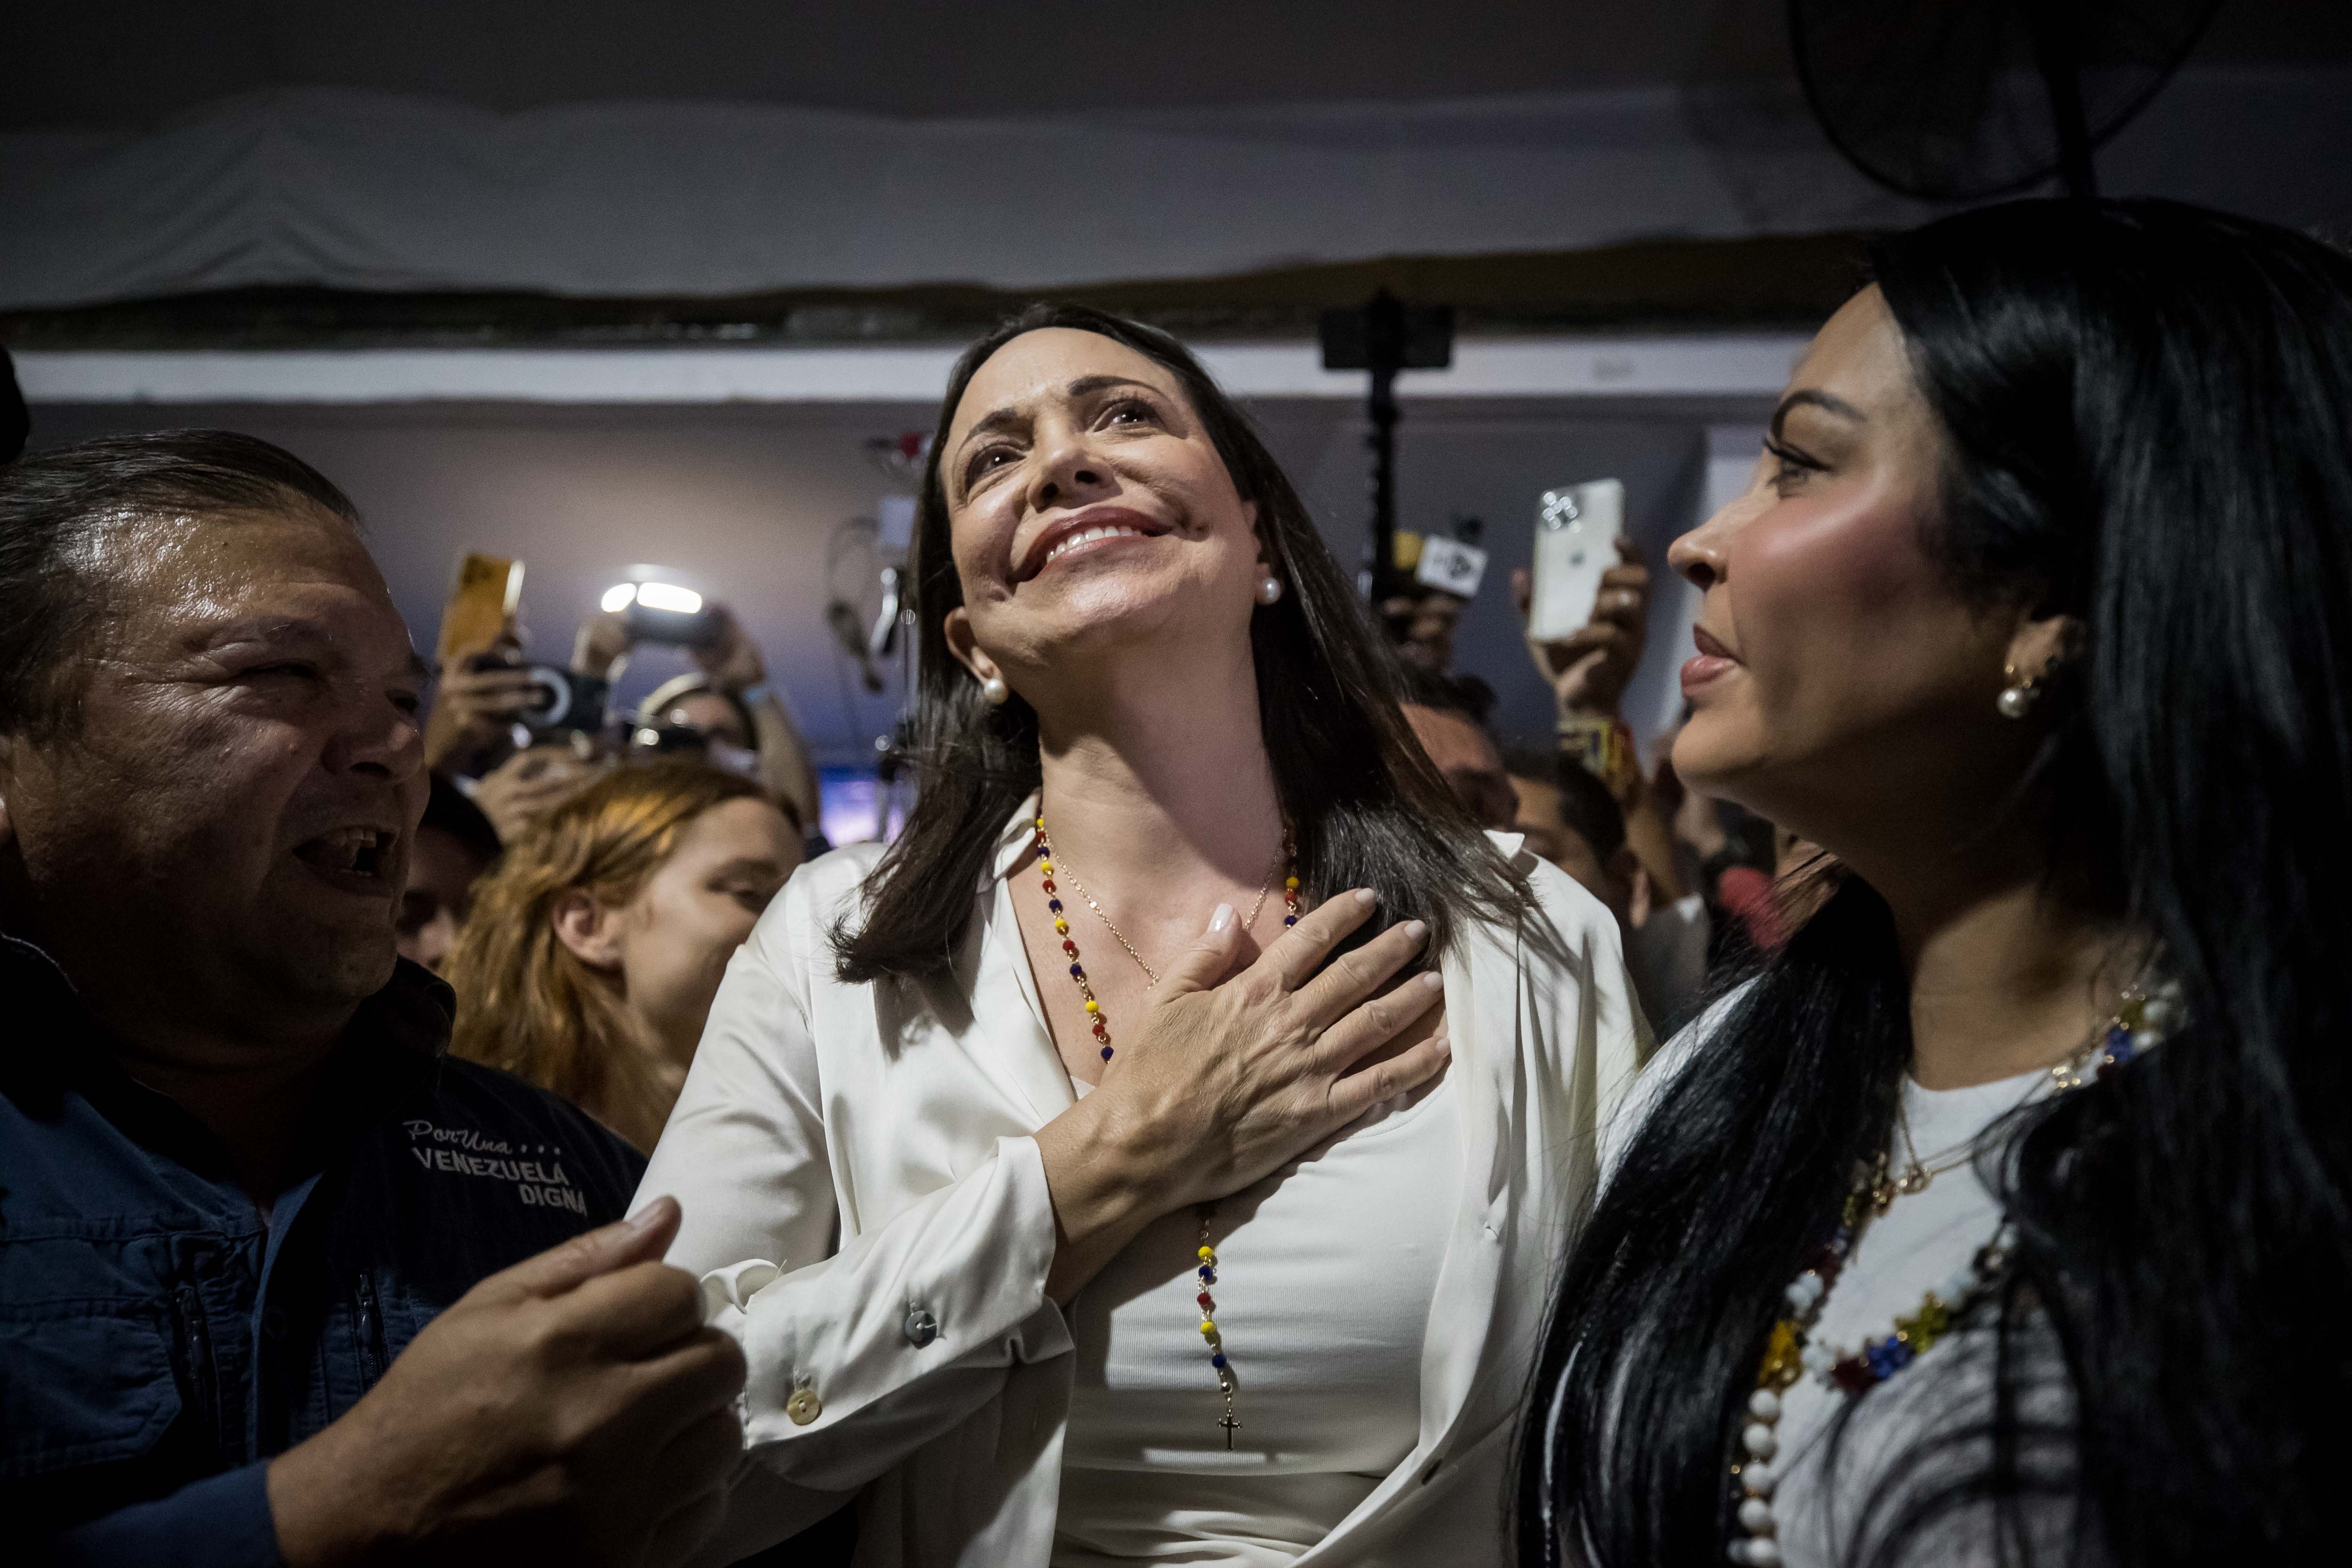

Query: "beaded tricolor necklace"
<box><xmin>1724</xmin><ymin>977</ymin><xmax>2181</xmax><ymax>1568</ymax></box>
<box><xmin>1032</xmin><ymin>811</ymin><xmax>1301</xmax><ymax>1448</ymax></box>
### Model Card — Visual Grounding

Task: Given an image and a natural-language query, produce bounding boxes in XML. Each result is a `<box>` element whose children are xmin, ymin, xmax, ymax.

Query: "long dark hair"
<box><xmin>834</xmin><ymin>303</ymin><xmax>1527</xmax><ymax>983</ymax></box>
<box><xmin>1519</xmin><ymin>199</ymin><xmax>2352</xmax><ymax>1565</ymax></box>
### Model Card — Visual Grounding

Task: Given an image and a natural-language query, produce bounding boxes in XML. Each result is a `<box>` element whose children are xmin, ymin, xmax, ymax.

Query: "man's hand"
<box><xmin>690</xmin><ymin>606</ymin><xmax>766</xmax><ymax>695</ymax></box>
<box><xmin>1511</xmin><ymin>536</ymin><xmax>1650</xmax><ymax>718</ymax></box>
<box><xmin>422</xmin><ymin>662</ymin><xmax>542</xmax><ymax>772</ymax></box>
<box><xmin>267</xmin><ymin>1197</ymin><xmax>747</xmax><ymax>1568</ymax></box>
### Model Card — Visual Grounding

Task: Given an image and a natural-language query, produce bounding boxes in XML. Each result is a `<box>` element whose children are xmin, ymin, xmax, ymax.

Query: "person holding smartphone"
<box><xmin>632</xmin><ymin>305</ymin><xmax>1645</xmax><ymax>1566</ymax></box>
<box><xmin>575</xmin><ymin>602</ymin><xmax>821</xmax><ymax>841</ymax></box>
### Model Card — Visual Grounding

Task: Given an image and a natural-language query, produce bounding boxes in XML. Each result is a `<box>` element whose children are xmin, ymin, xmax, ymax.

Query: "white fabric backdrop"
<box><xmin>4</xmin><ymin>68</ymin><xmax>2347</xmax><ymax>310</ymax></box>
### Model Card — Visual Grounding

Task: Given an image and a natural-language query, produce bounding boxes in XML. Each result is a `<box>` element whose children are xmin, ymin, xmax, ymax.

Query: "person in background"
<box><xmin>393</xmin><ymin>772</ymin><xmax>501</xmax><ymax>973</ymax></box>
<box><xmin>577</xmin><ymin>602</ymin><xmax>822</xmax><ymax>839</ymax></box>
<box><xmin>445</xmin><ymin>761</ymin><xmax>800</xmax><ymax>1152</ymax></box>
<box><xmin>1502</xmin><ymin>745</ymin><xmax>1636</xmax><ymax>925</ymax></box>
<box><xmin>1395</xmin><ymin>661</ymin><xmax>1518</xmax><ymax>831</ymax></box>
<box><xmin>1504</xmin><ymin>746</ymin><xmax>1710</xmax><ymax>1032</ymax></box>
<box><xmin>1380</xmin><ymin>582</ymin><xmax>1466</xmax><ymax>673</ymax></box>
<box><xmin>469</xmin><ymin>737</ymin><xmax>604</xmax><ymax>842</ymax></box>
<box><xmin>1523</xmin><ymin>199</ymin><xmax>2352</xmax><ymax>1567</ymax></box>
<box><xmin>1654</xmin><ymin>739</ymin><xmax>1789</xmax><ymax>963</ymax></box>
<box><xmin>1512</xmin><ymin>537</ymin><xmax>1686</xmax><ymax>905</ymax></box>
<box><xmin>0</xmin><ymin>431</ymin><xmax>744</xmax><ymax>1566</ymax></box>
<box><xmin>419</xmin><ymin>633</ymin><xmax>546</xmax><ymax>778</ymax></box>
<box><xmin>419</xmin><ymin>625</ymin><xmax>608</xmax><ymax>843</ymax></box>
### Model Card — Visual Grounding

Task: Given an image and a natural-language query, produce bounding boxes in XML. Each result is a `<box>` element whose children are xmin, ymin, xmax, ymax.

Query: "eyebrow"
<box><xmin>953</xmin><ymin>374</ymin><xmax>1166</xmax><ymax>461</ymax></box>
<box><xmin>196</xmin><ymin>618</ymin><xmax>429</xmax><ymax>685</ymax></box>
<box><xmin>707</xmin><ymin>856</ymin><xmax>788</xmax><ymax>879</ymax></box>
<box><xmin>1769</xmin><ymin>389</ymin><xmax>1865</xmax><ymax>442</ymax></box>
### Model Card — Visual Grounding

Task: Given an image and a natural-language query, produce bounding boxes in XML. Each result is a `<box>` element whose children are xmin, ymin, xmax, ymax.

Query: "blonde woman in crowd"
<box><xmin>447</xmin><ymin>760</ymin><xmax>801</xmax><ymax>1150</ymax></box>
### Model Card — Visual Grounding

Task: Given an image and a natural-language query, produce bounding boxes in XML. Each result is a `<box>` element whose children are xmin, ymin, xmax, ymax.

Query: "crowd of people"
<box><xmin>5</xmin><ymin>195</ymin><xmax>2348</xmax><ymax>1568</ymax></box>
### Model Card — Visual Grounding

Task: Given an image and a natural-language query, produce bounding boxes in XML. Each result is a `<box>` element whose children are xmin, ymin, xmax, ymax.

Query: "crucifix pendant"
<box><xmin>1218</xmin><ymin>1411</ymin><xmax>1242</xmax><ymax>1450</ymax></box>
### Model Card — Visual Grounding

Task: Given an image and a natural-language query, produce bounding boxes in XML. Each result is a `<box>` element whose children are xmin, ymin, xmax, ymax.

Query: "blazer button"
<box><xmin>785</xmin><ymin>1386</ymin><xmax>823</xmax><ymax>1425</ymax></box>
<box><xmin>903</xmin><ymin>1308</ymin><xmax>939</xmax><ymax>1347</ymax></box>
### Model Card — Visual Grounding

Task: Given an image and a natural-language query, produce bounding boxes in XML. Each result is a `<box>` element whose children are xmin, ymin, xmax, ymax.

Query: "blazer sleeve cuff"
<box><xmin>711</xmin><ymin>1133</ymin><xmax>1070</xmax><ymax>1487</ymax></box>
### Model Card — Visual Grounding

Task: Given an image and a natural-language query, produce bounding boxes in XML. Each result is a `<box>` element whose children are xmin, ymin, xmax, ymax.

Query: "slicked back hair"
<box><xmin>0</xmin><ymin>430</ymin><xmax>360</xmax><ymax>740</ymax></box>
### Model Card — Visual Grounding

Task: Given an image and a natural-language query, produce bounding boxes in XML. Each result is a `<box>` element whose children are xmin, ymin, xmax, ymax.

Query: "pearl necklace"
<box><xmin>1726</xmin><ymin>978</ymin><xmax>2181</xmax><ymax>1567</ymax></box>
<box><xmin>1033</xmin><ymin>812</ymin><xmax>1301</xmax><ymax>1447</ymax></box>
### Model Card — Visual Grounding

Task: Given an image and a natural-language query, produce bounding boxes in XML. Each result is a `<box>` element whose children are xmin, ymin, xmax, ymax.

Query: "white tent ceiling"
<box><xmin>0</xmin><ymin>1</ymin><xmax>1927</xmax><ymax>127</ymax></box>
<box><xmin>9</xmin><ymin>1</ymin><xmax>2344</xmax><ymax>129</ymax></box>
<box><xmin>5</xmin><ymin>2</ymin><xmax>2347</xmax><ymax>312</ymax></box>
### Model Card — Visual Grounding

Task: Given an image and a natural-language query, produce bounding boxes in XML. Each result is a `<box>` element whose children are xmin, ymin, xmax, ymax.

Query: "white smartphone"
<box><xmin>1527</xmin><ymin>479</ymin><xmax>1622</xmax><ymax>642</ymax></box>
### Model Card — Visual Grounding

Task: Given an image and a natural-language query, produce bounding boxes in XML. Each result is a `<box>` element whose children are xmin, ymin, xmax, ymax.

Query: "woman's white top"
<box><xmin>1607</xmin><ymin>1004</ymin><xmax>2068</xmax><ymax>1567</ymax></box>
<box><xmin>1055</xmin><ymin>1076</ymin><xmax>1459</xmax><ymax>1565</ymax></box>
<box><xmin>633</xmin><ymin>793</ymin><xmax>1648</xmax><ymax>1568</ymax></box>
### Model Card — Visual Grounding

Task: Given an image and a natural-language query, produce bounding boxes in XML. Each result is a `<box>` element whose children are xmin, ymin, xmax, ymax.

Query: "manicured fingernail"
<box><xmin>1354</xmin><ymin>889</ymin><xmax>1377</xmax><ymax>906</ymax></box>
<box><xmin>1418</xmin><ymin>970</ymin><xmax>1444</xmax><ymax>990</ymax></box>
<box><xmin>1208</xmin><ymin>903</ymin><xmax>1235</xmax><ymax>934</ymax></box>
<box><xmin>1403</xmin><ymin>919</ymin><xmax>1428</xmax><ymax>940</ymax></box>
<box><xmin>1432</xmin><ymin>1036</ymin><xmax>1452</xmax><ymax>1057</ymax></box>
<box><xmin>625</xmin><ymin>1196</ymin><xmax>674</xmax><ymax>1234</ymax></box>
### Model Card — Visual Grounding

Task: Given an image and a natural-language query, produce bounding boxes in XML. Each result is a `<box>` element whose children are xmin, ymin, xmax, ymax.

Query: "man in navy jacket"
<box><xmin>0</xmin><ymin>432</ymin><xmax>746</xmax><ymax>1565</ymax></box>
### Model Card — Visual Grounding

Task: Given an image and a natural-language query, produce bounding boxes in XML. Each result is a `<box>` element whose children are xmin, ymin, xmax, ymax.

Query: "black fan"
<box><xmin>1788</xmin><ymin>0</ymin><xmax>2223</xmax><ymax>200</ymax></box>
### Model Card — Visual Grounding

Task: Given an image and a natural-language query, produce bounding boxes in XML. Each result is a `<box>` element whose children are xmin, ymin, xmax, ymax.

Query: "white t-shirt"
<box><xmin>1605</xmin><ymin>1005</ymin><xmax>2073</xmax><ymax>1567</ymax></box>
<box><xmin>1051</xmin><ymin>1075</ymin><xmax>1459</xmax><ymax>1566</ymax></box>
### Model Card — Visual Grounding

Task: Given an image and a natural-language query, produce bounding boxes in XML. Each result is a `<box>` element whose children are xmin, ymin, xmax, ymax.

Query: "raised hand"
<box><xmin>688</xmin><ymin>605</ymin><xmax>767</xmax><ymax>695</ymax></box>
<box><xmin>422</xmin><ymin>661</ymin><xmax>544</xmax><ymax>772</ymax></box>
<box><xmin>1512</xmin><ymin>535</ymin><xmax>1651</xmax><ymax>718</ymax></box>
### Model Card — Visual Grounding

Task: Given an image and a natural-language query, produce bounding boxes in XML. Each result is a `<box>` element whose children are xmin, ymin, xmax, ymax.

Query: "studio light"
<box><xmin>635</xmin><ymin>581</ymin><xmax>704</xmax><ymax>614</ymax></box>
<box><xmin>602</xmin><ymin>577</ymin><xmax>704</xmax><ymax>615</ymax></box>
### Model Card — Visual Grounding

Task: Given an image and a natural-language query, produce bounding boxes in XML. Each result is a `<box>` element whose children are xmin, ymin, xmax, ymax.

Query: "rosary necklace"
<box><xmin>1724</xmin><ymin>975</ymin><xmax>2181</xmax><ymax>1567</ymax></box>
<box><xmin>1033</xmin><ymin>811</ymin><xmax>1300</xmax><ymax>1448</ymax></box>
<box><xmin>1041</xmin><ymin>828</ymin><xmax>1286</xmax><ymax>987</ymax></box>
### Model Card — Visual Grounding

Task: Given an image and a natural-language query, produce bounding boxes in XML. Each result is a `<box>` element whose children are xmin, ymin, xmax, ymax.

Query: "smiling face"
<box><xmin>937</xmin><ymin>328</ymin><xmax>1267</xmax><ymax>703</ymax></box>
<box><xmin>0</xmin><ymin>502</ymin><xmax>428</xmax><ymax>1041</ymax></box>
<box><xmin>1667</xmin><ymin>287</ymin><xmax>2050</xmax><ymax>859</ymax></box>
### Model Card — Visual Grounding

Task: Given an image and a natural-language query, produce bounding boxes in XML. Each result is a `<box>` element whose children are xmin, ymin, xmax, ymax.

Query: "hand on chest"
<box><xmin>1009</xmin><ymin>849</ymin><xmax>1448</xmax><ymax>1090</ymax></box>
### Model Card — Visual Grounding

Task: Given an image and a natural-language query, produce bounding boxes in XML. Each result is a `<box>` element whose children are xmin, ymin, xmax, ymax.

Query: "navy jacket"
<box><xmin>0</xmin><ymin>937</ymin><xmax>646</xmax><ymax>1566</ymax></box>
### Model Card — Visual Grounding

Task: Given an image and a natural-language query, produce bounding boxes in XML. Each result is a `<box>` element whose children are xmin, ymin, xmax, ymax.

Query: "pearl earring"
<box><xmin>981</xmin><ymin>674</ymin><xmax>1010</xmax><ymax>705</ymax></box>
<box><xmin>1996</xmin><ymin>663</ymin><xmax>2042</xmax><ymax>720</ymax></box>
<box><xmin>1255</xmin><ymin>575</ymin><xmax>1285</xmax><ymax>606</ymax></box>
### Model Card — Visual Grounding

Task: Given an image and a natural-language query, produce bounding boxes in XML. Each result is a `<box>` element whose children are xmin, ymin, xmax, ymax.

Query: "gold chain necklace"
<box><xmin>1867</xmin><ymin>975</ymin><xmax>2163</xmax><ymax>1215</ymax></box>
<box><xmin>1039</xmin><ymin>828</ymin><xmax>1283</xmax><ymax>987</ymax></box>
<box><xmin>1032</xmin><ymin>811</ymin><xmax>1301</xmax><ymax>1448</ymax></box>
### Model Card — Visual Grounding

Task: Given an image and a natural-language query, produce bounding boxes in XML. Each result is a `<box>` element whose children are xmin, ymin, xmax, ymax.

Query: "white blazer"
<box><xmin>633</xmin><ymin>796</ymin><xmax>1648</xmax><ymax>1568</ymax></box>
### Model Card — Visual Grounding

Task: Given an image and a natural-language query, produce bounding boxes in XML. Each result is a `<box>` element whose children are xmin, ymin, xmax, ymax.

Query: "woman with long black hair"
<box><xmin>635</xmin><ymin>305</ymin><xmax>1644</xmax><ymax>1565</ymax></box>
<box><xmin>1520</xmin><ymin>199</ymin><xmax>2352</xmax><ymax>1567</ymax></box>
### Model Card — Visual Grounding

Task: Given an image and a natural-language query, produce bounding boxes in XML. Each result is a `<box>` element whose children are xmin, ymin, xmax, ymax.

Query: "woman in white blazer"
<box><xmin>633</xmin><ymin>304</ymin><xmax>1647</xmax><ymax>1568</ymax></box>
